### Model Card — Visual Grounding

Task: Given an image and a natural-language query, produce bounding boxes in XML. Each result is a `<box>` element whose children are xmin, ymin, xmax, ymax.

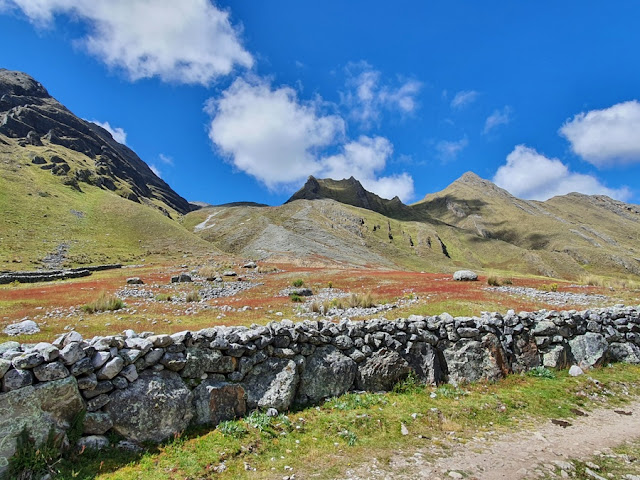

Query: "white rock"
<box><xmin>568</xmin><ymin>365</ymin><xmax>584</xmax><ymax>377</ymax></box>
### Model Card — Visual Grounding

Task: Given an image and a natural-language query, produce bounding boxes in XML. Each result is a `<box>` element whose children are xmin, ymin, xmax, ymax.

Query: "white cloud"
<box><xmin>207</xmin><ymin>77</ymin><xmax>345</xmax><ymax>188</ymax></box>
<box><xmin>158</xmin><ymin>154</ymin><xmax>174</xmax><ymax>166</ymax></box>
<box><xmin>206</xmin><ymin>77</ymin><xmax>415</xmax><ymax>201</ymax></box>
<box><xmin>322</xmin><ymin>136</ymin><xmax>414</xmax><ymax>202</ymax></box>
<box><xmin>483</xmin><ymin>106</ymin><xmax>512</xmax><ymax>134</ymax></box>
<box><xmin>450</xmin><ymin>90</ymin><xmax>478</xmax><ymax>109</ymax></box>
<box><xmin>436</xmin><ymin>137</ymin><xmax>468</xmax><ymax>161</ymax></box>
<box><xmin>343</xmin><ymin>62</ymin><xmax>421</xmax><ymax>127</ymax></box>
<box><xmin>6</xmin><ymin>0</ymin><xmax>252</xmax><ymax>84</ymax></box>
<box><xmin>493</xmin><ymin>145</ymin><xmax>630</xmax><ymax>201</ymax></box>
<box><xmin>559</xmin><ymin>100</ymin><xmax>640</xmax><ymax>167</ymax></box>
<box><xmin>90</xmin><ymin>120</ymin><xmax>127</xmax><ymax>144</ymax></box>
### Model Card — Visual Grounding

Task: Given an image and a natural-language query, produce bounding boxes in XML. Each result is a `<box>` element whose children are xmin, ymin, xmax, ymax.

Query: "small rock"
<box><xmin>243</xmin><ymin>261</ymin><xmax>257</xmax><ymax>269</ymax></box>
<box><xmin>448</xmin><ymin>472</ymin><xmax>464</xmax><ymax>479</ymax></box>
<box><xmin>77</xmin><ymin>435</ymin><xmax>110</xmax><ymax>450</ymax></box>
<box><xmin>568</xmin><ymin>365</ymin><xmax>584</xmax><ymax>377</ymax></box>
<box><xmin>401</xmin><ymin>423</ymin><xmax>409</xmax><ymax>435</ymax></box>
<box><xmin>126</xmin><ymin>277</ymin><xmax>144</xmax><ymax>285</ymax></box>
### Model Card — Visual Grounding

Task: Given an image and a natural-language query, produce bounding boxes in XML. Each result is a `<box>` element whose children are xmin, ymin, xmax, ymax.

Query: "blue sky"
<box><xmin>1</xmin><ymin>1</ymin><xmax>640</xmax><ymax>206</ymax></box>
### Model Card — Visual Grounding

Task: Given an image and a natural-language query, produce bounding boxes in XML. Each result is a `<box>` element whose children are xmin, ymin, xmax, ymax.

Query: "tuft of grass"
<box><xmin>5</xmin><ymin>426</ymin><xmax>63</xmax><ymax>480</ymax></box>
<box><xmin>82</xmin><ymin>292</ymin><xmax>125</xmax><ymax>314</ymax></box>
<box><xmin>326</xmin><ymin>392</ymin><xmax>387</xmax><ymax>411</ymax></box>
<box><xmin>393</xmin><ymin>372</ymin><xmax>423</xmax><ymax>394</ymax></box>
<box><xmin>218</xmin><ymin>420</ymin><xmax>248</xmax><ymax>439</ymax></box>
<box><xmin>292</xmin><ymin>279</ymin><xmax>305</xmax><ymax>288</ymax></box>
<box><xmin>347</xmin><ymin>292</ymin><xmax>376</xmax><ymax>309</ymax></box>
<box><xmin>487</xmin><ymin>276</ymin><xmax>501</xmax><ymax>286</ymax></box>
<box><xmin>290</xmin><ymin>293</ymin><xmax>303</xmax><ymax>303</ymax></box>
<box><xmin>155</xmin><ymin>293</ymin><xmax>173</xmax><ymax>302</ymax></box>
<box><xmin>198</xmin><ymin>265</ymin><xmax>219</xmax><ymax>280</ymax></box>
<box><xmin>526</xmin><ymin>366</ymin><xmax>556</xmax><ymax>379</ymax></box>
<box><xmin>540</xmin><ymin>283</ymin><xmax>559</xmax><ymax>292</ymax></box>
<box><xmin>185</xmin><ymin>290</ymin><xmax>200</xmax><ymax>303</ymax></box>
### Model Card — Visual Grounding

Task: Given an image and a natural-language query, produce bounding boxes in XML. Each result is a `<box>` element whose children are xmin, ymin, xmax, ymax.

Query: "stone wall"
<box><xmin>1</xmin><ymin>304</ymin><xmax>640</xmax><ymax>470</ymax></box>
<box><xmin>0</xmin><ymin>264</ymin><xmax>122</xmax><ymax>284</ymax></box>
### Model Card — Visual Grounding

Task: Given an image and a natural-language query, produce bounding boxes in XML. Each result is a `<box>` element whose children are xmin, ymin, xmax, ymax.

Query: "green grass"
<box><xmin>0</xmin><ymin>142</ymin><xmax>212</xmax><ymax>270</ymax></box>
<box><xmin>47</xmin><ymin>363</ymin><xmax>640</xmax><ymax>480</ymax></box>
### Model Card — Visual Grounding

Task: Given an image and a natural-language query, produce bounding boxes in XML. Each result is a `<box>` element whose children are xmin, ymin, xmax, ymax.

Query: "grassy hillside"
<box><xmin>0</xmin><ymin>137</ymin><xmax>213</xmax><ymax>270</ymax></box>
<box><xmin>184</xmin><ymin>172</ymin><xmax>640</xmax><ymax>280</ymax></box>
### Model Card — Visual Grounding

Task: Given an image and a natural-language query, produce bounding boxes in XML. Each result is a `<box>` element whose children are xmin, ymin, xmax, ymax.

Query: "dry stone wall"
<box><xmin>2</xmin><ymin>304</ymin><xmax>640</xmax><ymax>470</ymax></box>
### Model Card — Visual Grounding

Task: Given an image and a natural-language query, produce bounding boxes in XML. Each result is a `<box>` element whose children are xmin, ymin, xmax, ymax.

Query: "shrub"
<box><xmin>540</xmin><ymin>283</ymin><xmax>558</xmax><ymax>292</ymax></box>
<box><xmin>290</xmin><ymin>293</ymin><xmax>303</xmax><ymax>303</ymax></box>
<box><xmin>292</xmin><ymin>279</ymin><xmax>304</xmax><ymax>288</ymax></box>
<box><xmin>327</xmin><ymin>281</ymin><xmax>333</xmax><ymax>289</ymax></box>
<box><xmin>155</xmin><ymin>293</ymin><xmax>173</xmax><ymax>302</ymax></box>
<box><xmin>82</xmin><ymin>292</ymin><xmax>125</xmax><ymax>314</ymax></box>
<box><xmin>487</xmin><ymin>276</ymin><xmax>501</xmax><ymax>286</ymax></box>
<box><xmin>502</xmin><ymin>278</ymin><xmax>513</xmax><ymax>285</ymax></box>
<box><xmin>185</xmin><ymin>291</ymin><xmax>200</xmax><ymax>303</ymax></box>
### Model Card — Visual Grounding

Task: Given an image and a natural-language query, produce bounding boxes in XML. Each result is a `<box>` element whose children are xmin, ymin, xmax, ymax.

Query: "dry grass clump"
<box><xmin>185</xmin><ymin>290</ymin><xmax>200</xmax><ymax>303</ymax></box>
<box><xmin>582</xmin><ymin>275</ymin><xmax>640</xmax><ymax>290</ymax></box>
<box><xmin>312</xmin><ymin>293</ymin><xmax>376</xmax><ymax>314</ymax></box>
<box><xmin>199</xmin><ymin>265</ymin><xmax>219</xmax><ymax>280</ymax></box>
<box><xmin>82</xmin><ymin>292</ymin><xmax>125</xmax><ymax>313</ymax></box>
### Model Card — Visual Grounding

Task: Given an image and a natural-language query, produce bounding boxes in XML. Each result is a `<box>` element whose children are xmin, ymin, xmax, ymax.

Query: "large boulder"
<box><xmin>105</xmin><ymin>370</ymin><xmax>193</xmax><ymax>443</ymax></box>
<box><xmin>401</xmin><ymin>341</ymin><xmax>444</xmax><ymax>384</ymax></box>
<box><xmin>356</xmin><ymin>349</ymin><xmax>412</xmax><ymax>391</ymax></box>
<box><xmin>569</xmin><ymin>333</ymin><xmax>608</xmax><ymax>368</ymax></box>
<box><xmin>242</xmin><ymin>357</ymin><xmax>299</xmax><ymax>412</ymax></box>
<box><xmin>542</xmin><ymin>344</ymin><xmax>572</xmax><ymax>369</ymax></box>
<box><xmin>192</xmin><ymin>380</ymin><xmax>246</xmax><ymax>426</ymax></box>
<box><xmin>3</xmin><ymin>319</ymin><xmax>40</xmax><ymax>336</ymax></box>
<box><xmin>0</xmin><ymin>376</ymin><xmax>83</xmax><ymax>475</ymax></box>
<box><xmin>296</xmin><ymin>345</ymin><xmax>357</xmax><ymax>405</ymax></box>
<box><xmin>453</xmin><ymin>270</ymin><xmax>478</xmax><ymax>281</ymax></box>
<box><xmin>607</xmin><ymin>342</ymin><xmax>640</xmax><ymax>364</ymax></box>
<box><xmin>443</xmin><ymin>334</ymin><xmax>510</xmax><ymax>384</ymax></box>
<box><xmin>181</xmin><ymin>348</ymin><xmax>236</xmax><ymax>378</ymax></box>
<box><xmin>511</xmin><ymin>332</ymin><xmax>541</xmax><ymax>373</ymax></box>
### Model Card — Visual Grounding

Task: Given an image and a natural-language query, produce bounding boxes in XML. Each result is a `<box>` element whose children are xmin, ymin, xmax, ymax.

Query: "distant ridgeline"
<box><xmin>2</xmin><ymin>305</ymin><xmax>640</xmax><ymax>471</ymax></box>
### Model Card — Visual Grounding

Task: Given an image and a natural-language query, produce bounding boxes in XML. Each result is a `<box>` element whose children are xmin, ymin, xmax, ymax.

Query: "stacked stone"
<box><xmin>1</xmin><ymin>304</ymin><xmax>640</xmax><ymax>470</ymax></box>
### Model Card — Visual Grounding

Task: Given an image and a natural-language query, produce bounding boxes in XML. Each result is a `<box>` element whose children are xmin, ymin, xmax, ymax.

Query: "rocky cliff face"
<box><xmin>286</xmin><ymin>175</ymin><xmax>407</xmax><ymax>217</ymax></box>
<box><xmin>0</xmin><ymin>69</ymin><xmax>192</xmax><ymax>215</ymax></box>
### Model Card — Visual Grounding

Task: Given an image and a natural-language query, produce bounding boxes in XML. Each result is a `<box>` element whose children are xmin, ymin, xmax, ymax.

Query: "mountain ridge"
<box><xmin>0</xmin><ymin>68</ymin><xmax>192</xmax><ymax>216</ymax></box>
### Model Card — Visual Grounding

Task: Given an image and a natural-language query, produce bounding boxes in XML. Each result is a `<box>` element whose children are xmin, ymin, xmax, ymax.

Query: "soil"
<box><xmin>346</xmin><ymin>400</ymin><xmax>640</xmax><ymax>479</ymax></box>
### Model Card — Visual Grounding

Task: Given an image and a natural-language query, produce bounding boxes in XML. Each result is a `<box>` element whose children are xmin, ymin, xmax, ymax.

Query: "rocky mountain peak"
<box><xmin>0</xmin><ymin>69</ymin><xmax>50</xmax><ymax>98</ymax></box>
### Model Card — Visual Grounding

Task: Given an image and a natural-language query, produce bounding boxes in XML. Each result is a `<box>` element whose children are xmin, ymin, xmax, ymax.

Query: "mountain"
<box><xmin>0</xmin><ymin>70</ymin><xmax>211</xmax><ymax>270</ymax></box>
<box><xmin>185</xmin><ymin>172</ymin><xmax>640</xmax><ymax>279</ymax></box>
<box><xmin>286</xmin><ymin>176</ymin><xmax>407</xmax><ymax>217</ymax></box>
<box><xmin>0</xmin><ymin>69</ymin><xmax>191</xmax><ymax>216</ymax></box>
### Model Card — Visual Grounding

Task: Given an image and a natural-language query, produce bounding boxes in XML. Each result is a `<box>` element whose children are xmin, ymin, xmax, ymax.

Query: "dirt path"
<box><xmin>345</xmin><ymin>400</ymin><xmax>640</xmax><ymax>479</ymax></box>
